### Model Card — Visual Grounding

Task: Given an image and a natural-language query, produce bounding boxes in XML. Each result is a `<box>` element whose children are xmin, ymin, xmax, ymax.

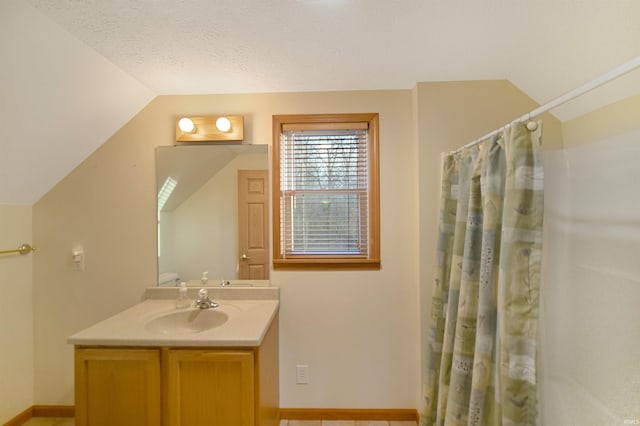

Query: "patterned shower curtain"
<box><xmin>421</xmin><ymin>122</ymin><xmax>544</xmax><ymax>426</ymax></box>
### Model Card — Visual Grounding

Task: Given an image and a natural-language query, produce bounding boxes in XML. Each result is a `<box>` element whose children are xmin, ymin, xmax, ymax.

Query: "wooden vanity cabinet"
<box><xmin>164</xmin><ymin>349</ymin><xmax>255</xmax><ymax>425</ymax></box>
<box><xmin>74</xmin><ymin>315</ymin><xmax>279</xmax><ymax>426</ymax></box>
<box><xmin>74</xmin><ymin>347</ymin><xmax>162</xmax><ymax>426</ymax></box>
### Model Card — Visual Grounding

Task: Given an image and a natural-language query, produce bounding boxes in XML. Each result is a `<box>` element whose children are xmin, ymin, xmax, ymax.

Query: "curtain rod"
<box><xmin>449</xmin><ymin>55</ymin><xmax>640</xmax><ymax>155</ymax></box>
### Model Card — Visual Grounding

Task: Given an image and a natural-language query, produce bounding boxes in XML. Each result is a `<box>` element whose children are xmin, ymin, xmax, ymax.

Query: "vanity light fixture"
<box><xmin>175</xmin><ymin>115</ymin><xmax>244</xmax><ymax>143</ymax></box>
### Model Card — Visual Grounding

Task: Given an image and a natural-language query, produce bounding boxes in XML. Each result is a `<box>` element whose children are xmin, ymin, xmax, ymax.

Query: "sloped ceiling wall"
<box><xmin>3</xmin><ymin>0</ymin><xmax>640</xmax><ymax>204</ymax></box>
<box><xmin>0</xmin><ymin>0</ymin><xmax>155</xmax><ymax>204</ymax></box>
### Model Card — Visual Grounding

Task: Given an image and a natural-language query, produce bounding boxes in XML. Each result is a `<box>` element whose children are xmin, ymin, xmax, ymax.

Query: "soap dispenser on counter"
<box><xmin>175</xmin><ymin>282</ymin><xmax>190</xmax><ymax>309</ymax></box>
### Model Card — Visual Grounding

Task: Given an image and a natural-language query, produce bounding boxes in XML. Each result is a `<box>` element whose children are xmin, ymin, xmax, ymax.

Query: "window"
<box><xmin>272</xmin><ymin>113</ymin><xmax>380</xmax><ymax>270</ymax></box>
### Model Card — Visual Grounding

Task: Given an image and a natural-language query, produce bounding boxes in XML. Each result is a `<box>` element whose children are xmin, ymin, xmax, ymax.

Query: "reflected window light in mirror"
<box><xmin>157</xmin><ymin>177</ymin><xmax>177</xmax><ymax>257</ymax></box>
<box><xmin>158</xmin><ymin>176</ymin><xmax>178</xmax><ymax>256</ymax></box>
<box><xmin>178</xmin><ymin>118</ymin><xmax>196</xmax><ymax>133</ymax></box>
<box><xmin>158</xmin><ymin>177</ymin><xmax>177</xmax><ymax>217</ymax></box>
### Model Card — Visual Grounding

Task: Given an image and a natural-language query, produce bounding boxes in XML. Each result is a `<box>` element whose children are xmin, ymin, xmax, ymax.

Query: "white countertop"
<box><xmin>68</xmin><ymin>297</ymin><xmax>279</xmax><ymax>347</ymax></box>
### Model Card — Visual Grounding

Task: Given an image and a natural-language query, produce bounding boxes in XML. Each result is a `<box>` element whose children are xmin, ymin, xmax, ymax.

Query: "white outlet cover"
<box><xmin>296</xmin><ymin>364</ymin><xmax>309</xmax><ymax>384</ymax></box>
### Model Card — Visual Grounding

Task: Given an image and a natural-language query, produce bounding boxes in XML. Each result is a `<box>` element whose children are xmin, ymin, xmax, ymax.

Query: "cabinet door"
<box><xmin>165</xmin><ymin>349</ymin><xmax>255</xmax><ymax>426</ymax></box>
<box><xmin>75</xmin><ymin>347</ymin><xmax>161</xmax><ymax>426</ymax></box>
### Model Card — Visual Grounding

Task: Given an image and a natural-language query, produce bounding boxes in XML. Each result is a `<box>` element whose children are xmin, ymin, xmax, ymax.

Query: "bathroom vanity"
<box><xmin>69</xmin><ymin>287</ymin><xmax>279</xmax><ymax>426</ymax></box>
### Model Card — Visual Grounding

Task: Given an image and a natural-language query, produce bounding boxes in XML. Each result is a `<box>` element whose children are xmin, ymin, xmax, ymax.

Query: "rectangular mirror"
<box><xmin>156</xmin><ymin>144</ymin><xmax>269</xmax><ymax>286</ymax></box>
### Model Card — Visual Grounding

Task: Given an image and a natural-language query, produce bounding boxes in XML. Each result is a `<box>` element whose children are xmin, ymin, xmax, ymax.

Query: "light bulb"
<box><xmin>178</xmin><ymin>117</ymin><xmax>196</xmax><ymax>133</ymax></box>
<box><xmin>216</xmin><ymin>117</ymin><xmax>232</xmax><ymax>132</ymax></box>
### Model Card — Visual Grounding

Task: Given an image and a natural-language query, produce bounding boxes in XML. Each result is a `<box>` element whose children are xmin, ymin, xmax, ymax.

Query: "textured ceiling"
<box><xmin>3</xmin><ymin>0</ymin><xmax>640</xmax><ymax>204</ymax></box>
<box><xmin>26</xmin><ymin>0</ymin><xmax>640</xmax><ymax>117</ymax></box>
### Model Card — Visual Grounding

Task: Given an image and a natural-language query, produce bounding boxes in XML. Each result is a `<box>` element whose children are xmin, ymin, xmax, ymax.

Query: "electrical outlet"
<box><xmin>296</xmin><ymin>364</ymin><xmax>309</xmax><ymax>384</ymax></box>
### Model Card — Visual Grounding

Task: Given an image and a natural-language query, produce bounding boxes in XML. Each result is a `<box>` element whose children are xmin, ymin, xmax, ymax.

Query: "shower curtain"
<box><xmin>421</xmin><ymin>122</ymin><xmax>544</xmax><ymax>426</ymax></box>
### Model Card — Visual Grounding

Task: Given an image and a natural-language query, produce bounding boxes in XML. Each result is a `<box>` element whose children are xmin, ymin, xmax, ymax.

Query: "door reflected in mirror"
<box><xmin>156</xmin><ymin>144</ymin><xmax>269</xmax><ymax>286</ymax></box>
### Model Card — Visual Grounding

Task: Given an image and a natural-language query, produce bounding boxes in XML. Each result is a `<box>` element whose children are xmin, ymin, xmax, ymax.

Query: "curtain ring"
<box><xmin>525</xmin><ymin>113</ymin><xmax>538</xmax><ymax>131</ymax></box>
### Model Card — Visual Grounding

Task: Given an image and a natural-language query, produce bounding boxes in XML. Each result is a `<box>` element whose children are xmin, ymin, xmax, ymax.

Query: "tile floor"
<box><xmin>19</xmin><ymin>418</ymin><xmax>416</xmax><ymax>426</ymax></box>
<box><xmin>281</xmin><ymin>421</ymin><xmax>417</xmax><ymax>426</ymax></box>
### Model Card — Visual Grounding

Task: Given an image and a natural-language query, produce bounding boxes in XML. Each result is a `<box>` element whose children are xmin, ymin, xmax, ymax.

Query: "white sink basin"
<box><xmin>145</xmin><ymin>308</ymin><xmax>228</xmax><ymax>335</ymax></box>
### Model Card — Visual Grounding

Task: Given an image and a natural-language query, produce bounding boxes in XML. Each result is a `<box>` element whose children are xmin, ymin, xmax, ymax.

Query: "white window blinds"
<box><xmin>279</xmin><ymin>127</ymin><xmax>370</xmax><ymax>257</ymax></box>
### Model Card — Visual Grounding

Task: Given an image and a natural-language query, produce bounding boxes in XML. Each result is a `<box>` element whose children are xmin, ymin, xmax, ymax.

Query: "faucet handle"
<box><xmin>194</xmin><ymin>287</ymin><xmax>218</xmax><ymax>309</ymax></box>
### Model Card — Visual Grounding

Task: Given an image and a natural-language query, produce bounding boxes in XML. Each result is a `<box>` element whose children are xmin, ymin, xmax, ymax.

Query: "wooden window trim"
<box><xmin>272</xmin><ymin>113</ymin><xmax>380</xmax><ymax>270</ymax></box>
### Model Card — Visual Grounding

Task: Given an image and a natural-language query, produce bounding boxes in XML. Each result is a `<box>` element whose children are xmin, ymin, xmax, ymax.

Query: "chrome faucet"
<box><xmin>194</xmin><ymin>288</ymin><xmax>218</xmax><ymax>309</ymax></box>
<box><xmin>220</xmin><ymin>278</ymin><xmax>230</xmax><ymax>286</ymax></box>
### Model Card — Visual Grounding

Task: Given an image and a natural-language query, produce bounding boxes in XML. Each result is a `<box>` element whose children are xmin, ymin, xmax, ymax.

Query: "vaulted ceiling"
<box><xmin>2</xmin><ymin>0</ymin><xmax>640</xmax><ymax>204</ymax></box>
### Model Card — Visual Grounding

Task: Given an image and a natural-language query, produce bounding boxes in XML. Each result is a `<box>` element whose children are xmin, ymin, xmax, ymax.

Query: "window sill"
<box><xmin>273</xmin><ymin>258</ymin><xmax>381</xmax><ymax>271</ymax></box>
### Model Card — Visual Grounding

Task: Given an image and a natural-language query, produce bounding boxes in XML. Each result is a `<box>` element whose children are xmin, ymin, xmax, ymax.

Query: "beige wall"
<box><xmin>562</xmin><ymin>92</ymin><xmax>640</xmax><ymax>147</ymax></box>
<box><xmin>0</xmin><ymin>204</ymin><xmax>33</xmax><ymax>423</ymax></box>
<box><xmin>28</xmin><ymin>81</ymin><xmax>570</xmax><ymax>413</ymax></box>
<box><xmin>414</xmin><ymin>81</ymin><xmax>564</xmax><ymax>391</ymax></box>
<box><xmin>32</xmin><ymin>89</ymin><xmax>422</xmax><ymax>408</ymax></box>
<box><xmin>0</xmin><ymin>0</ymin><xmax>154</xmax><ymax>205</ymax></box>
